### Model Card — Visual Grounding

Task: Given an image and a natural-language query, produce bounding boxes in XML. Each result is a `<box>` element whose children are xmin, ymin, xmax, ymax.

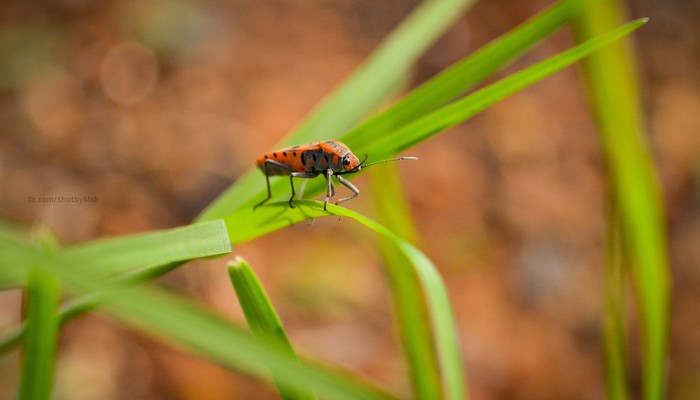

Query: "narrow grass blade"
<box><xmin>30</xmin><ymin>258</ymin><xmax>397</xmax><ymax>400</ymax></box>
<box><xmin>0</xmin><ymin>262</ymin><xmax>183</xmax><ymax>355</ymax></box>
<box><xmin>573</xmin><ymin>4</ymin><xmax>669</xmax><ymax>400</ymax></box>
<box><xmin>369</xmin><ymin>166</ymin><xmax>443</xmax><ymax>399</ymax></box>
<box><xmin>18</xmin><ymin>268</ymin><xmax>60</xmax><ymax>400</ymax></box>
<box><xmin>228</xmin><ymin>257</ymin><xmax>316</xmax><ymax>400</ymax></box>
<box><xmin>345</xmin><ymin>0</ymin><xmax>586</xmax><ymax>145</ymax></box>
<box><xmin>363</xmin><ymin>18</ymin><xmax>649</xmax><ymax>160</ymax></box>
<box><xmin>604</xmin><ymin>199</ymin><xmax>629</xmax><ymax>400</ymax></box>
<box><xmin>233</xmin><ymin>201</ymin><xmax>467</xmax><ymax>399</ymax></box>
<box><xmin>197</xmin><ymin>0</ymin><xmax>475</xmax><ymax>222</ymax></box>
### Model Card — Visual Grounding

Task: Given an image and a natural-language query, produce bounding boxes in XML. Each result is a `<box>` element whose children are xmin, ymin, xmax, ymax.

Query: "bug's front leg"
<box><xmin>335</xmin><ymin>175</ymin><xmax>360</xmax><ymax>205</ymax></box>
<box><xmin>323</xmin><ymin>169</ymin><xmax>335</xmax><ymax>211</ymax></box>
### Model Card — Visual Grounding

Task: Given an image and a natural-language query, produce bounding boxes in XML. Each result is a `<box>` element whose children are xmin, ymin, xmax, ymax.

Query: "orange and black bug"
<box><xmin>254</xmin><ymin>140</ymin><xmax>416</xmax><ymax>210</ymax></box>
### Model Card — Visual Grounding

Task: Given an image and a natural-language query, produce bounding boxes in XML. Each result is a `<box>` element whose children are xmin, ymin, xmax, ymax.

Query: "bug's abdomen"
<box><xmin>255</xmin><ymin>150</ymin><xmax>306</xmax><ymax>176</ymax></box>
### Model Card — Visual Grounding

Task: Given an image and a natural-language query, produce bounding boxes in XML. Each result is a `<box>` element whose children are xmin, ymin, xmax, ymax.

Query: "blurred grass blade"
<box><xmin>364</xmin><ymin>18</ymin><xmax>649</xmax><ymax>160</ymax></box>
<box><xmin>18</xmin><ymin>268</ymin><xmax>60</xmax><ymax>400</ymax></box>
<box><xmin>0</xmin><ymin>221</ymin><xmax>229</xmax><ymax>353</ymax></box>
<box><xmin>329</xmin><ymin>203</ymin><xmax>466</xmax><ymax>400</ymax></box>
<box><xmin>345</xmin><ymin>0</ymin><xmax>586</xmax><ymax>145</ymax></box>
<box><xmin>30</xmin><ymin>258</ymin><xmax>397</xmax><ymax>400</ymax></box>
<box><xmin>0</xmin><ymin>262</ymin><xmax>183</xmax><ymax>355</ymax></box>
<box><xmin>58</xmin><ymin>220</ymin><xmax>231</xmax><ymax>279</ymax></box>
<box><xmin>285</xmin><ymin>0</ymin><xmax>476</xmax><ymax>145</ymax></box>
<box><xmin>369</xmin><ymin>166</ymin><xmax>442</xmax><ymax>399</ymax></box>
<box><xmin>198</xmin><ymin>0</ymin><xmax>475</xmax><ymax>222</ymax></box>
<box><xmin>228</xmin><ymin>257</ymin><xmax>316</xmax><ymax>400</ymax></box>
<box><xmin>604</xmin><ymin>199</ymin><xmax>629</xmax><ymax>400</ymax></box>
<box><xmin>573</xmin><ymin>4</ymin><xmax>669</xmax><ymax>400</ymax></box>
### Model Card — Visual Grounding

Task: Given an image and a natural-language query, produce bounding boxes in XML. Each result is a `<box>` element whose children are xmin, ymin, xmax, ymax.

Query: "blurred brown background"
<box><xmin>0</xmin><ymin>0</ymin><xmax>698</xmax><ymax>399</ymax></box>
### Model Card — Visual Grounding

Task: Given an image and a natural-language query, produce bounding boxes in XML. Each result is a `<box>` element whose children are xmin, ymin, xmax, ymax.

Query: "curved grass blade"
<box><xmin>369</xmin><ymin>166</ymin><xmax>443</xmax><ymax>399</ymax></box>
<box><xmin>572</xmin><ymin>4</ymin><xmax>669</xmax><ymax>399</ymax></box>
<box><xmin>346</xmin><ymin>0</ymin><xmax>586</xmax><ymax>146</ymax></box>
<box><xmin>228</xmin><ymin>201</ymin><xmax>466</xmax><ymax>399</ymax></box>
<box><xmin>228</xmin><ymin>257</ymin><xmax>316</xmax><ymax>400</ymax></box>
<box><xmin>198</xmin><ymin>0</ymin><xmax>475</xmax><ymax>222</ymax></box>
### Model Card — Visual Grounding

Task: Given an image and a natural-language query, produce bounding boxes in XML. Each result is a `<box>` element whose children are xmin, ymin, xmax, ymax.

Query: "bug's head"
<box><xmin>341</xmin><ymin>153</ymin><xmax>362</xmax><ymax>172</ymax></box>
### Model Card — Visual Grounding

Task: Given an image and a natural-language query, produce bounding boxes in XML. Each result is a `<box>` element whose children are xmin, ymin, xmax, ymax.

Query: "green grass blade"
<box><xmin>331</xmin><ymin>203</ymin><xmax>466</xmax><ymax>400</ymax></box>
<box><xmin>18</xmin><ymin>267</ymin><xmax>60</xmax><ymax>400</ymax></box>
<box><xmin>228</xmin><ymin>257</ymin><xmax>316</xmax><ymax>400</ymax></box>
<box><xmin>346</xmin><ymin>0</ymin><xmax>586</xmax><ymax>145</ymax></box>
<box><xmin>369</xmin><ymin>166</ymin><xmax>443</xmax><ymax>399</ymax></box>
<box><xmin>57</xmin><ymin>220</ymin><xmax>231</xmax><ymax>279</ymax></box>
<box><xmin>0</xmin><ymin>221</ymin><xmax>228</xmax><ymax>354</ymax></box>
<box><xmin>604</xmin><ymin>199</ymin><xmax>629</xmax><ymax>400</ymax></box>
<box><xmin>197</xmin><ymin>0</ymin><xmax>475</xmax><ymax>222</ymax></box>
<box><xmin>285</xmin><ymin>0</ymin><xmax>476</xmax><ymax>145</ymax></box>
<box><xmin>572</xmin><ymin>4</ymin><xmax>669</xmax><ymax>400</ymax></box>
<box><xmin>29</xmin><ymin>258</ymin><xmax>396</xmax><ymax>400</ymax></box>
<box><xmin>0</xmin><ymin>262</ymin><xmax>184</xmax><ymax>355</ymax></box>
<box><xmin>361</xmin><ymin>18</ymin><xmax>649</xmax><ymax>160</ymax></box>
<box><xmin>1</xmin><ymin>233</ymin><xmax>393</xmax><ymax>399</ymax></box>
<box><xmin>225</xmin><ymin>201</ymin><xmax>466</xmax><ymax>399</ymax></box>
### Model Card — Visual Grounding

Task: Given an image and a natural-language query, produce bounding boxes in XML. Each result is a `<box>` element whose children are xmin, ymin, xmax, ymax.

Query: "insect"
<box><xmin>254</xmin><ymin>140</ymin><xmax>416</xmax><ymax>210</ymax></box>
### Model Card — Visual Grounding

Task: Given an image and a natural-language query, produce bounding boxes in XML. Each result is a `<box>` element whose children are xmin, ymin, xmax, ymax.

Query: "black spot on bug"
<box><xmin>293</xmin><ymin>151</ymin><xmax>297</xmax><ymax>156</ymax></box>
<box><xmin>264</xmin><ymin>155</ymin><xmax>268</xmax><ymax>159</ymax></box>
<box><xmin>273</xmin><ymin>152</ymin><xmax>277</xmax><ymax>158</ymax></box>
<box><xmin>283</xmin><ymin>151</ymin><xmax>287</xmax><ymax>156</ymax></box>
<box><xmin>312</xmin><ymin>153</ymin><xmax>317</xmax><ymax>162</ymax></box>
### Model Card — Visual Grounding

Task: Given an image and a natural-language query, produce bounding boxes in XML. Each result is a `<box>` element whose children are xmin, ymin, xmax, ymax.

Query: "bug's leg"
<box><xmin>323</xmin><ymin>169</ymin><xmax>334</xmax><ymax>211</ymax></box>
<box><xmin>254</xmin><ymin>159</ymin><xmax>299</xmax><ymax>209</ymax></box>
<box><xmin>297</xmin><ymin>179</ymin><xmax>308</xmax><ymax>200</ymax></box>
<box><xmin>254</xmin><ymin>162</ymin><xmax>274</xmax><ymax>210</ymax></box>
<box><xmin>288</xmin><ymin>171</ymin><xmax>318</xmax><ymax>208</ymax></box>
<box><xmin>335</xmin><ymin>175</ymin><xmax>360</xmax><ymax>205</ymax></box>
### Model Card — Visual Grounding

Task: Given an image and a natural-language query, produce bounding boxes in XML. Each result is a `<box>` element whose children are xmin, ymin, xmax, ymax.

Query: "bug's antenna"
<box><xmin>360</xmin><ymin>156</ymin><xmax>418</xmax><ymax>169</ymax></box>
<box><xmin>340</xmin><ymin>155</ymin><xmax>417</xmax><ymax>175</ymax></box>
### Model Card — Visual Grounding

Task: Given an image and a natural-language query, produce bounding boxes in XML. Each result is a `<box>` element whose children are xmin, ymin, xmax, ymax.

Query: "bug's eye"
<box><xmin>343</xmin><ymin>157</ymin><xmax>351</xmax><ymax>166</ymax></box>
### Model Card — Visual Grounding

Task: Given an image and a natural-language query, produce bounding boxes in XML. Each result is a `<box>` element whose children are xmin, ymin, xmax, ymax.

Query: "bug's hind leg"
<box><xmin>288</xmin><ymin>171</ymin><xmax>318</xmax><ymax>208</ymax></box>
<box><xmin>255</xmin><ymin>159</ymin><xmax>310</xmax><ymax>209</ymax></box>
<box><xmin>335</xmin><ymin>175</ymin><xmax>360</xmax><ymax>205</ymax></box>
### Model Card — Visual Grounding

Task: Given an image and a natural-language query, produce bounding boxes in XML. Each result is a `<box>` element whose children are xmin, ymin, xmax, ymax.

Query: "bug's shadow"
<box><xmin>252</xmin><ymin>200</ymin><xmax>332</xmax><ymax>228</ymax></box>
